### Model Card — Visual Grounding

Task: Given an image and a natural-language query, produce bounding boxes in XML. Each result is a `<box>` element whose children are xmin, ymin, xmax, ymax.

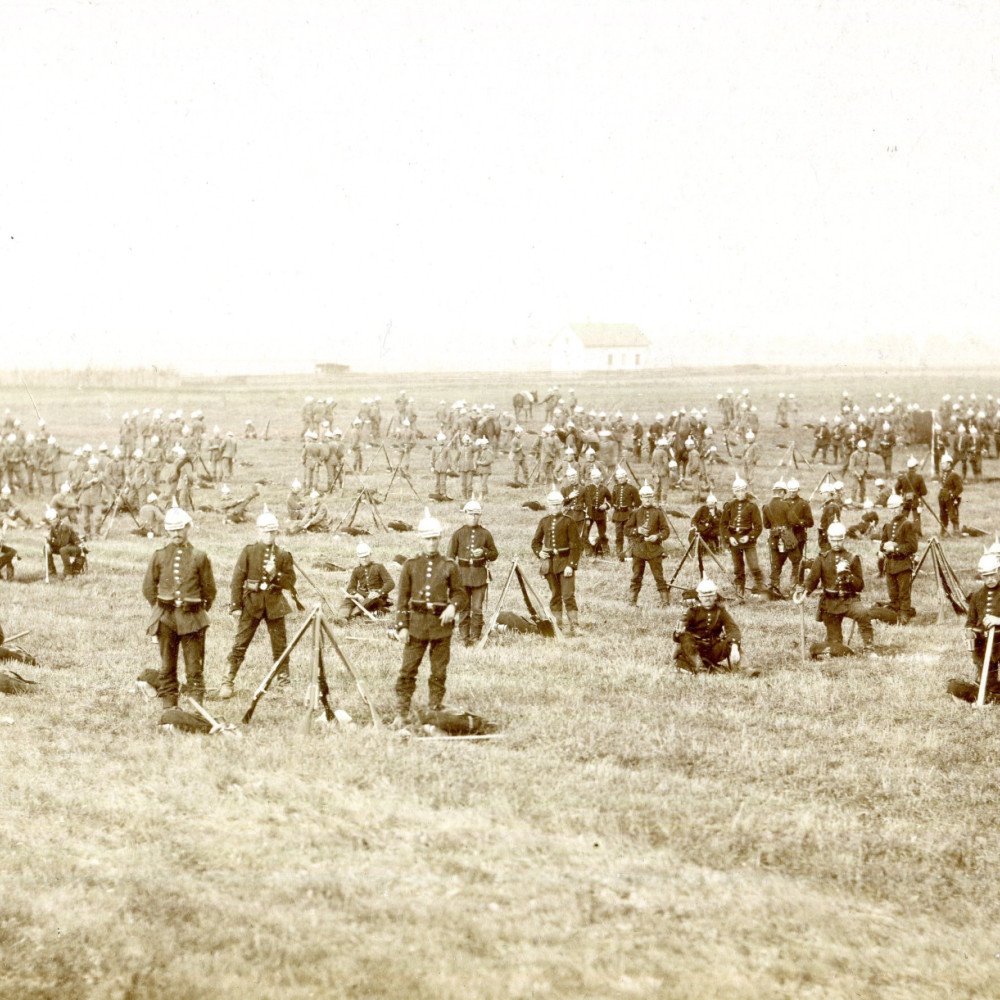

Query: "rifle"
<box><xmin>263</xmin><ymin>418</ymin><xmax>271</xmax><ymax>442</ymax></box>
<box><xmin>43</xmin><ymin>540</ymin><xmax>50</xmax><ymax>584</ymax></box>
<box><xmin>347</xmin><ymin>592</ymin><xmax>381</xmax><ymax>623</ymax></box>
<box><xmin>977</xmin><ymin>625</ymin><xmax>996</xmax><ymax>707</ymax></box>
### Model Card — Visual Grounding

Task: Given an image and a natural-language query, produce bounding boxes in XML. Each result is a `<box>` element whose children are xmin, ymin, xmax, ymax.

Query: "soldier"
<box><xmin>673</xmin><ymin>578</ymin><xmax>742</xmax><ymax>673</ymax></box>
<box><xmin>876</xmin><ymin>420</ymin><xmax>896</xmax><ymax>474</ymax></box>
<box><xmin>782</xmin><ymin>478</ymin><xmax>813</xmax><ymax>583</ymax></box>
<box><xmin>795</xmin><ymin>520</ymin><xmax>875</xmax><ymax>656</ymax></box>
<box><xmin>135</xmin><ymin>492</ymin><xmax>165</xmax><ymax>537</ymax></box>
<box><xmin>509</xmin><ymin>426</ymin><xmax>529</xmax><ymax>486</ymax></box>
<box><xmin>77</xmin><ymin>456</ymin><xmax>105</xmax><ymax>538</ymax></box>
<box><xmin>817</xmin><ymin>481</ymin><xmax>842</xmax><ymax>552</ymax></box>
<box><xmin>286</xmin><ymin>479</ymin><xmax>305</xmax><ymax>523</ymax></box>
<box><xmin>846</xmin><ymin>439</ymin><xmax>870</xmax><ymax>504</ymax></box>
<box><xmin>221</xmin><ymin>484</ymin><xmax>261</xmax><ymax>525</ymax></box>
<box><xmin>719</xmin><ymin>477</ymin><xmax>765</xmax><ymax>597</ymax></box>
<box><xmin>741</xmin><ymin>431</ymin><xmax>761</xmax><ymax>488</ymax></box>
<box><xmin>531</xmin><ymin>487</ymin><xmax>583</xmax><ymax>635</ymax></box>
<box><xmin>609</xmin><ymin>467</ymin><xmax>640</xmax><ymax>562</ymax></box>
<box><xmin>895</xmin><ymin>455</ymin><xmax>927</xmax><ymax>536</ymax></box>
<box><xmin>582</xmin><ymin>467</ymin><xmax>611</xmax><ymax>556</ymax></box>
<box><xmin>948</xmin><ymin>552</ymin><xmax>1000</xmax><ymax>703</ymax></box>
<box><xmin>938</xmin><ymin>453</ymin><xmax>963</xmax><ymax>536</ymax></box>
<box><xmin>207</xmin><ymin>427</ymin><xmax>225</xmax><ymax>479</ymax></box>
<box><xmin>430</xmin><ymin>431</ymin><xmax>451</xmax><ymax>498</ymax></box>
<box><xmin>325</xmin><ymin>429</ymin><xmax>345</xmax><ymax>490</ymax></box>
<box><xmin>302</xmin><ymin>430</ymin><xmax>323</xmax><ymax>491</ymax></box>
<box><xmin>0</xmin><ymin>485</ymin><xmax>33</xmax><ymax>529</ymax></box>
<box><xmin>809</xmin><ymin>417</ymin><xmax>836</xmax><ymax>465</ymax></box>
<box><xmin>335</xmin><ymin>541</ymin><xmax>395</xmax><ymax>624</ymax></box>
<box><xmin>392</xmin><ymin>510</ymin><xmax>465</xmax><ymax>726</ymax></box>
<box><xmin>288</xmin><ymin>490</ymin><xmax>330</xmax><ymax>533</ymax></box>
<box><xmin>219</xmin><ymin>508</ymin><xmax>297</xmax><ymax>699</ymax></box>
<box><xmin>446</xmin><ymin>499</ymin><xmax>499</xmax><ymax>646</ymax></box>
<box><xmin>141</xmin><ymin>506</ymin><xmax>216</xmax><ymax>707</ymax></box>
<box><xmin>877</xmin><ymin>493</ymin><xmax>918</xmax><ymax>622</ymax></box>
<box><xmin>44</xmin><ymin>508</ymin><xmax>86</xmax><ymax>578</ymax></box>
<box><xmin>690</xmin><ymin>493</ymin><xmax>721</xmax><ymax>576</ymax></box>
<box><xmin>624</xmin><ymin>482</ymin><xmax>671</xmax><ymax>606</ymax></box>
<box><xmin>220</xmin><ymin>432</ymin><xmax>238</xmax><ymax>479</ymax></box>
<box><xmin>762</xmin><ymin>478</ymin><xmax>793</xmax><ymax>600</ymax></box>
<box><xmin>473</xmin><ymin>436</ymin><xmax>493</xmax><ymax>497</ymax></box>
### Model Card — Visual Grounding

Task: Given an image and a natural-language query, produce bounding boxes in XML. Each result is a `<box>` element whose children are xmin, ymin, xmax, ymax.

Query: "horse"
<box><xmin>513</xmin><ymin>390</ymin><xmax>537</xmax><ymax>424</ymax></box>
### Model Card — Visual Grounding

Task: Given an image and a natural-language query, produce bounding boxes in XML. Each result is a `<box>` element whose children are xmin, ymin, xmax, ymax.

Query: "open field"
<box><xmin>3</xmin><ymin>367</ymin><xmax>1000</xmax><ymax>999</ymax></box>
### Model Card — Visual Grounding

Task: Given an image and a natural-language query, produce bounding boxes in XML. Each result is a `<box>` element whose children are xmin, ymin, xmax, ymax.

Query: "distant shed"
<box><xmin>550</xmin><ymin>323</ymin><xmax>651</xmax><ymax>372</ymax></box>
<box><xmin>315</xmin><ymin>362</ymin><xmax>350</xmax><ymax>375</ymax></box>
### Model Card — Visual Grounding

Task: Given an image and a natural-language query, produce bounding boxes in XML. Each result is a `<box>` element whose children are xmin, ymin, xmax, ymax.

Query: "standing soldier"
<box><xmin>393</xmin><ymin>510</ymin><xmax>464</xmax><ymax>726</ymax></box>
<box><xmin>141</xmin><ymin>506</ymin><xmax>216</xmax><ymax>707</ymax></box>
<box><xmin>947</xmin><ymin>552</ymin><xmax>1000</xmax><ymax>703</ymax></box>
<box><xmin>795</xmin><ymin>520</ymin><xmax>876</xmax><ymax>656</ymax></box>
<box><xmin>895</xmin><ymin>455</ymin><xmax>928</xmax><ymax>537</ymax></box>
<box><xmin>938</xmin><ymin>453</ymin><xmax>963</xmax><ymax>537</ymax></box>
<box><xmin>431</xmin><ymin>432</ymin><xmax>451</xmax><ymax>498</ymax></box>
<box><xmin>509</xmin><ymin>426</ymin><xmax>529</xmax><ymax>486</ymax></box>
<box><xmin>762</xmin><ymin>478</ymin><xmax>792</xmax><ymax>600</ymax></box>
<box><xmin>817</xmin><ymin>481</ymin><xmax>842</xmax><ymax>552</ymax></box>
<box><xmin>878</xmin><ymin>493</ymin><xmax>918</xmax><ymax>622</ymax></box>
<box><xmin>302</xmin><ymin>430</ymin><xmax>322</xmax><ymax>491</ymax></box>
<box><xmin>741</xmin><ymin>431</ymin><xmax>761</xmax><ymax>488</ymax></box>
<box><xmin>691</xmin><ymin>493</ymin><xmax>721</xmax><ymax>575</ymax></box>
<box><xmin>207</xmin><ymin>427</ymin><xmax>225</xmax><ymax>479</ymax></box>
<box><xmin>846</xmin><ymin>439</ymin><xmax>870</xmax><ymax>504</ymax></box>
<box><xmin>782</xmin><ymin>478</ymin><xmax>813</xmax><ymax>586</ymax></box>
<box><xmin>609</xmin><ymin>467</ymin><xmax>640</xmax><ymax>562</ymax></box>
<box><xmin>446</xmin><ymin>499</ymin><xmax>499</xmax><ymax>646</ymax></box>
<box><xmin>531</xmin><ymin>487</ymin><xmax>583</xmax><ymax>634</ymax></box>
<box><xmin>876</xmin><ymin>421</ymin><xmax>896</xmax><ymax>474</ymax></box>
<box><xmin>473</xmin><ymin>436</ymin><xmax>493</xmax><ymax>497</ymax></box>
<box><xmin>219</xmin><ymin>508</ymin><xmax>297</xmax><ymax>699</ymax></box>
<box><xmin>650</xmin><ymin>436</ymin><xmax>670</xmax><ymax>502</ymax></box>
<box><xmin>624</xmin><ymin>482</ymin><xmax>671</xmax><ymax>607</ymax></box>
<box><xmin>77</xmin><ymin>456</ymin><xmax>105</xmax><ymax>538</ymax></box>
<box><xmin>582</xmin><ymin>467</ymin><xmax>611</xmax><ymax>556</ymax></box>
<box><xmin>220</xmin><ymin>432</ymin><xmax>238</xmax><ymax>479</ymax></box>
<box><xmin>719</xmin><ymin>477</ymin><xmax>765</xmax><ymax>597</ymax></box>
<box><xmin>457</xmin><ymin>434</ymin><xmax>476</xmax><ymax>501</ymax></box>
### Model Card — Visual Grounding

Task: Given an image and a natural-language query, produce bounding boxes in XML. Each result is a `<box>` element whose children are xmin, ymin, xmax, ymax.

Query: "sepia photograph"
<box><xmin>2</xmin><ymin>1</ymin><xmax>999</xmax><ymax>997</ymax></box>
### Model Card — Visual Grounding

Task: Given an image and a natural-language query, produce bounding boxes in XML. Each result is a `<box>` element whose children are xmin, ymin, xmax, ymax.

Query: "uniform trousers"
<box><xmin>396</xmin><ymin>635</ymin><xmax>451</xmax><ymax>710</ymax></box>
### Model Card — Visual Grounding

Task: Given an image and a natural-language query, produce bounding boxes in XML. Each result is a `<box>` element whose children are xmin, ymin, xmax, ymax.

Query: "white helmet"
<box><xmin>696</xmin><ymin>578</ymin><xmax>718</xmax><ymax>605</ymax></box>
<box><xmin>164</xmin><ymin>506</ymin><xmax>192</xmax><ymax>531</ymax></box>
<box><xmin>463</xmin><ymin>499</ymin><xmax>482</xmax><ymax>515</ymax></box>
<box><xmin>291</xmin><ymin>479</ymin><xmax>302</xmax><ymax>490</ymax></box>
<box><xmin>906</xmin><ymin>456</ymin><xmax>918</xmax><ymax>468</ymax></box>
<box><xmin>978</xmin><ymin>552</ymin><xmax>1000</xmax><ymax>576</ymax></box>
<box><xmin>886</xmin><ymin>493</ymin><xmax>903</xmax><ymax>509</ymax></box>
<box><xmin>565</xmin><ymin>467</ymin><xmax>578</xmax><ymax>480</ymax></box>
<box><xmin>590</xmin><ymin>468</ymin><xmax>602</xmax><ymax>480</ymax></box>
<box><xmin>745</xmin><ymin>431</ymin><xmax>755</xmax><ymax>441</ymax></box>
<box><xmin>827</xmin><ymin>520</ymin><xmax>847</xmax><ymax>541</ymax></box>
<box><xmin>546</xmin><ymin>488</ymin><xmax>564</xmax><ymax>509</ymax></box>
<box><xmin>256</xmin><ymin>506</ymin><xmax>279</xmax><ymax>531</ymax></box>
<box><xmin>147</xmin><ymin>493</ymin><xmax>158</xmax><ymax>503</ymax></box>
<box><xmin>706</xmin><ymin>493</ymin><xmax>718</xmax><ymax>506</ymax></box>
<box><xmin>857</xmin><ymin>440</ymin><xmax>867</xmax><ymax>449</ymax></box>
<box><xmin>418</xmin><ymin>507</ymin><xmax>442</xmax><ymax>538</ymax></box>
<box><xmin>614</xmin><ymin>467</ymin><xmax>628</xmax><ymax>482</ymax></box>
<box><xmin>772</xmin><ymin>479</ymin><xmax>787</xmax><ymax>492</ymax></box>
<box><xmin>786</xmin><ymin>478</ymin><xmax>799</xmax><ymax>492</ymax></box>
<box><xmin>639</xmin><ymin>481</ymin><xmax>654</xmax><ymax>498</ymax></box>
<box><xmin>732</xmin><ymin>477</ymin><xmax>748</xmax><ymax>492</ymax></box>
<box><xmin>356</xmin><ymin>542</ymin><xmax>372</xmax><ymax>558</ymax></box>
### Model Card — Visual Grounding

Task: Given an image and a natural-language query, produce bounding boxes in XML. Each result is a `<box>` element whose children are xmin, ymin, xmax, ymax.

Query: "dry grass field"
<box><xmin>3</xmin><ymin>366</ymin><xmax>1000</xmax><ymax>999</ymax></box>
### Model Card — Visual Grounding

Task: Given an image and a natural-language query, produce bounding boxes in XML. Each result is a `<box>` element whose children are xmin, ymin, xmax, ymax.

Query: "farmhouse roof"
<box><xmin>559</xmin><ymin>323</ymin><xmax>651</xmax><ymax>349</ymax></box>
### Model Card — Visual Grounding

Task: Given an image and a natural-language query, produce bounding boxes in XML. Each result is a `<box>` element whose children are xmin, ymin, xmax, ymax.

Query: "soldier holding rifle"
<box><xmin>948</xmin><ymin>552</ymin><xmax>1000</xmax><ymax>703</ymax></box>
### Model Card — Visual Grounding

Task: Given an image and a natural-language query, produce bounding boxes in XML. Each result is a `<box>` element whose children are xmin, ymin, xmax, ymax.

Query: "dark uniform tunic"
<box><xmin>446</xmin><ymin>523</ymin><xmax>499</xmax><ymax>644</ymax></box>
<box><xmin>582</xmin><ymin>481</ymin><xmax>611</xmax><ymax>555</ymax></box>
<box><xmin>673</xmin><ymin>602</ymin><xmax>742</xmax><ymax>672</ymax></box>
<box><xmin>624</xmin><ymin>504</ymin><xmax>671</xmax><ymax>604</ymax></box>
<box><xmin>938</xmin><ymin>469</ymin><xmax>963</xmax><ymax>534</ymax></box>
<box><xmin>719</xmin><ymin>497</ymin><xmax>764</xmax><ymax>592</ymax></box>
<box><xmin>609</xmin><ymin>482</ymin><xmax>640</xmax><ymax>560</ymax></box>
<box><xmin>531</xmin><ymin>511</ymin><xmax>582</xmax><ymax>620</ymax></box>
<box><xmin>226</xmin><ymin>541</ymin><xmax>296</xmax><ymax>682</ymax></box>
<box><xmin>339</xmin><ymin>561</ymin><xmax>395</xmax><ymax>619</ymax></box>
<box><xmin>802</xmin><ymin>548</ymin><xmax>873</xmax><ymax>648</ymax></box>
<box><xmin>895</xmin><ymin>468</ymin><xmax>927</xmax><ymax>535</ymax></box>
<box><xmin>142</xmin><ymin>539</ymin><xmax>216</xmax><ymax>703</ymax></box>
<box><xmin>878</xmin><ymin>514</ymin><xmax>918</xmax><ymax>618</ymax></box>
<box><xmin>951</xmin><ymin>584</ymin><xmax>1000</xmax><ymax>702</ymax></box>
<box><xmin>395</xmin><ymin>552</ymin><xmax>466</xmax><ymax>712</ymax></box>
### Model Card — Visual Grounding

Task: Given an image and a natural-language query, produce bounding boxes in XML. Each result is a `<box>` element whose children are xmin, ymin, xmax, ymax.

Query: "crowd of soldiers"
<box><xmin>3</xmin><ymin>379</ymin><xmax>999</xmax><ymax>719</ymax></box>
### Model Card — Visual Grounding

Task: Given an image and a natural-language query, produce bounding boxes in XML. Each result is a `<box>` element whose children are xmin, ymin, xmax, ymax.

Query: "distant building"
<box><xmin>315</xmin><ymin>362</ymin><xmax>350</xmax><ymax>376</ymax></box>
<box><xmin>550</xmin><ymin>323</ymin><xmax>651</xmax><ymax>372</ymax></box>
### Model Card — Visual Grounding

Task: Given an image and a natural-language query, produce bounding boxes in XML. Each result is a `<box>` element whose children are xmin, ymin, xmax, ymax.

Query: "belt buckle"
<box><xmin>173</xmin><ymin>598</ymin><xmax>184</xmax><ymax>608</ymax></box>
<box><xmin>259</xmin><ymin>582</ymin><xmax>268</xmax><ymax>591</ymax></box>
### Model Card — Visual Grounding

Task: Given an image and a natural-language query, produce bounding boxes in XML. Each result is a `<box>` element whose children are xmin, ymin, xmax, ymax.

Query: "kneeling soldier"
<box><xmin>949</xmin><ymin>552</ymin><xmax>1000</xmax><ymax>703</ymax></box>
<box><xmin>673</xmin><ymin>578</ymin><xmax>742</xmax><ymax>672</ymax></box>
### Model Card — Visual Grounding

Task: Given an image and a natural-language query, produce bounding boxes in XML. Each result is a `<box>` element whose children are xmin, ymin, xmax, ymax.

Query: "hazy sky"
<box><xmin>2</xmin><ymin>1</ymin><xmax>998</xmax><ymax>373</ymax></box>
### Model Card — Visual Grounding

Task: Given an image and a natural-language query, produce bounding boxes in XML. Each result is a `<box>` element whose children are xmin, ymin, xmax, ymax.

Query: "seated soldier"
<box><xmin>845</xmin><ymin>501</ymin><xmax>880</xmax><ymax>539</ymax></box>
<box><xmin>44</xmin><ymin>508</ymin><xmax>86</xmax><ymax>578</ymax></box>
<box><xmin>673</xmin><ymin>578</ymin><xmax>742</xmax><ymax>673</ymax></box>
<box><xmin>0</xmin><ymin>485</ymin><xmax>33</xmax><ymax>529</ymax></box>
<box><xmin>135</xmin><ymin>492</ymin><xmax>165</xmax><ymax>537</ymax></box>
<box><xmin>948</xmin><ymin>552</ymin><xmax>1000</xmax><ymax>703</ymax></box>
<box><xmin>335</xmin><ymin>542</ymin><xmax>395</xmax><ymax>623</ymax></box>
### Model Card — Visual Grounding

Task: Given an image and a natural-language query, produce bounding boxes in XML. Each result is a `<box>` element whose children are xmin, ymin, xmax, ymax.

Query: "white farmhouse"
<box><xmin>550</xmin><ymin>323</ymin><xmax>651</xmax><ymax>372</ymax></box>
